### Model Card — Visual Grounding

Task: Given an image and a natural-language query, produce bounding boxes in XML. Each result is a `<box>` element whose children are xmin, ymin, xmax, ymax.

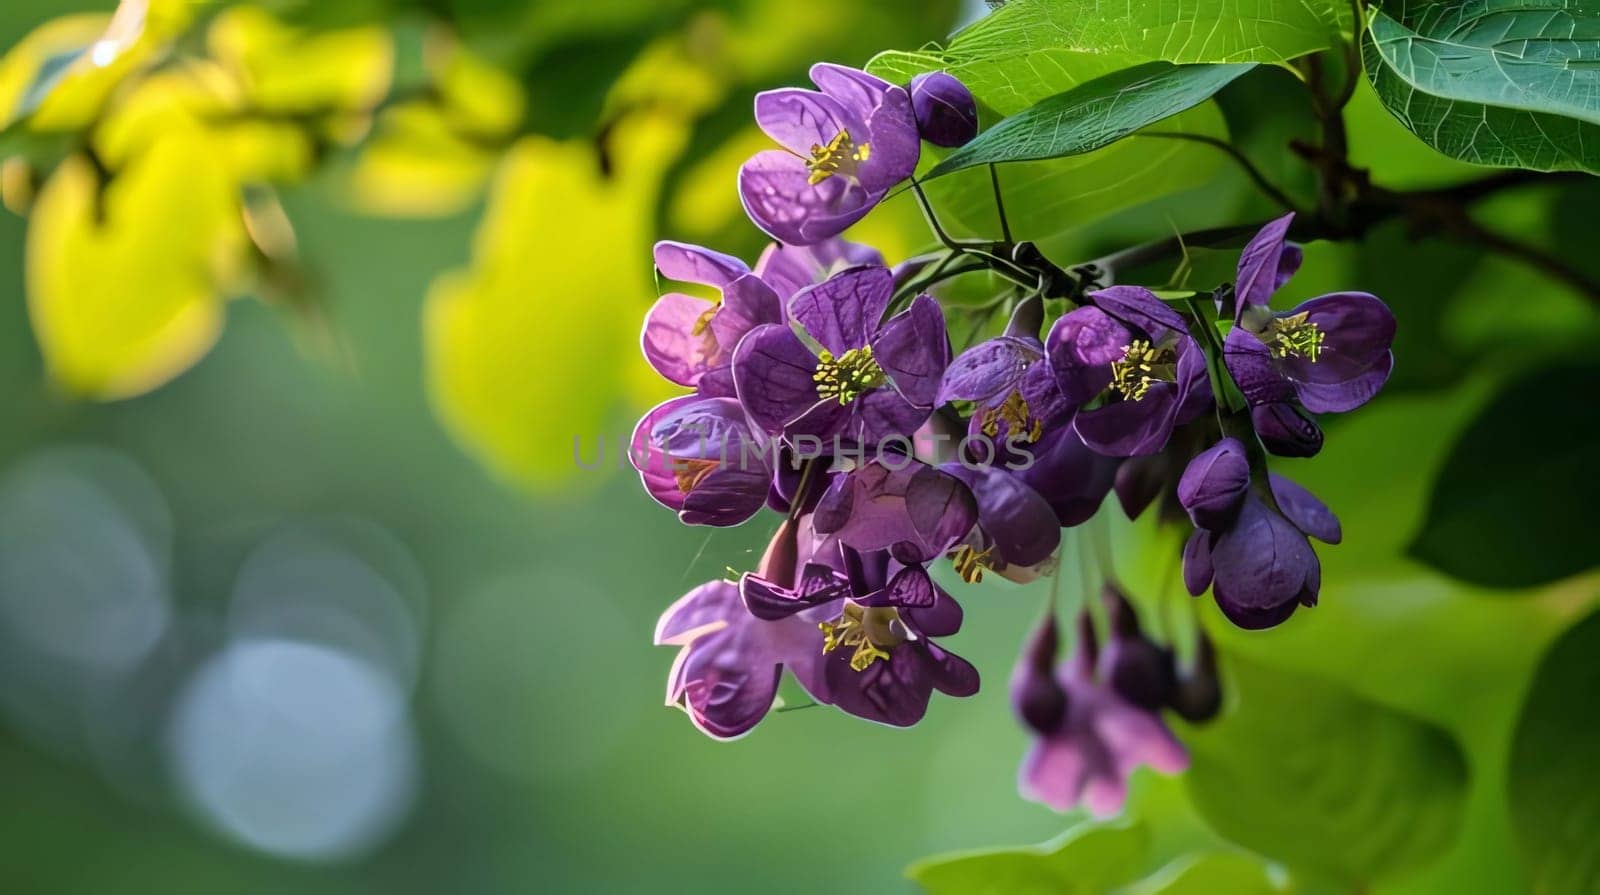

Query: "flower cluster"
<box><xmin>630</xmin><ymin>62</ymin><xmax>1394</xmax><ymax>815</ymax></box>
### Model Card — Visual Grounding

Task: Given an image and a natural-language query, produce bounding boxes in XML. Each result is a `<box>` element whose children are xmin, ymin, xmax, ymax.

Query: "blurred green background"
<box><xmin>1</xmin><ymin>1</ymin><xmax>1597</xmax><ymax>893</ymax></box>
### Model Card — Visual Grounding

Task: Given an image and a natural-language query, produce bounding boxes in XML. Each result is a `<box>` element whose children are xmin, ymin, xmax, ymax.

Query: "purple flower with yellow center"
<box><xmin>733</xmin><ymin>265</ymin><xmax>949</xmax><ymax>444</ymax></box>
<box><xmin>939</xmin><ymin>301</ymin><xmax>1072</xmax><ymax>447</ymax></box>
<box><xmin>942</xmin><ymin>463</ymin><xmax>1061</xmax><ymax>584</ymax></box>
<box><xmin>740</xmin><ymin>64</ymin><xmax>920</xmax><ymax>245</ymax></box>
<box><xmin>1223</xmin><ymin>213</ymin><xmax>1396</xmax><ymax>414</ymax></box>
<box><xmin>631</xmin><ymin>395</ymin><xmax>772</xmax><ymax>527</ymax></box>
<box><xmin>642</xmin><ymin>241</ymin><xmax>784</xmax><ymax>397</ymax></box>
<box><xmin>1047</xmin><ymin>286</ymin><xmax>1211</xmax><ymax>457</ymax></box>
<box><xmin>1011</xmin><ymin>611</ymin><xmax>1188</xmax><ymax>817</ymax></box>
<box><xmin>1179</xmin><ymin>437</ymin><xmax>1342</xmax><ymax>629</ymax></box>
<box><xmin>738</xmin><ymin>505</ymin><xmax>980</xmax><ymax>728</ymax></box>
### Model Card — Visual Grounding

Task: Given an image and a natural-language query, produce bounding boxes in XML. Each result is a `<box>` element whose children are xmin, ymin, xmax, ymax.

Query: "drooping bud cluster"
<box><xmin>631</xmin><ymin>62</ymin><xmax>1394</xmax><ymax>816</ymax></box>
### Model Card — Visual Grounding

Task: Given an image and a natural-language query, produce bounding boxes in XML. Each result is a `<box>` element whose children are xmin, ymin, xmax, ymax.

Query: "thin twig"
<box><xmin>1139</xmin><ymin>131</ymin><xmax>1303</xmax><ymax>213</ymax></box>
<box><xmin>989</xmin><ymin>163</ymin><xmax>1013</xmax><ymax>242</ymax></box>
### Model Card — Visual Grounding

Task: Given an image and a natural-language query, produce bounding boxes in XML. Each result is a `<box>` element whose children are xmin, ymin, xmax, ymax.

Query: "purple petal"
<box><xmin>789</xmin><ymin>265</ymin><xmax>894</xmax><ymax>355</ymax></box>
<box><xmin>641</xmin><ymin>293</ymin><xmax>718</xmax><ymax>388</ymax></box>
<box><xmin>1177</xmin><ymin>436</ymin><xmax>1251</xmax><ymax>530</ymax></box>
<box><xmin>709</xmin><ymin>274</ymin><xmax>784</xmax><ymax>352</ymax></box>
<box><xmin>1046</xmin><ymin>306</ymin><xmax>1127</xmax><ymax>403</ymax></box>
<box><xmin>1234</xmin><ymin>212</ymin><xmax>1299</xmax><ymax>311</ymax></box>
<box><xmin>938</xmin><ymin>336</ymin><xmax>1041</xmax><ymax>404</ymax></box>
<box><xmin>1018</xmin><ymin>734</ymin><xmax>1090</xmax><ymax>813</ymax></box>
<box><xmin>753</xmin><ymin>87</ymin><xmax>856</xmax><ymax>158</ymax></box>
<box><xmin>845</xmin><ymin>387</ymin><xmax>930</xmax><ymax>444</ymax></box>
<box><xmin>1284</xmin><ymin>292</ymin><xmax>1396</xmax><ymax>381</ymax></box>
<box><xmin>653</xmin><ymin>240</ymin><xmax>749</xmax><ymax>289</ymax></box>
<box><xmin>1014</xmin><ymin>425</ymin><xmax>1118</xmax><ymax>527</ymax></box>
<box><xmin>857</xmin><ymin>83</ymin><xmax>920</xmax><ymax>192</ymax></box>
<box><xmin>632</xmin><ymin>395</ymin><xmax>706</xmax><ymax>514</ymax></box>
<box><xmin>873</xmin><ymin>294</ymin><xmax>950</xmax><ymax>407</ymax></box>
<box><xmin>943</xmin><ymin>464</ymin><xmax>1060</xmax><ymax>567</ymax></box>
<box><xmin>809</xmin><ymin>63</ymin><xmax>892</xmax><ymax>119</ymax></box>
<box><xmin>1090</xmin><ymin>285</ymin><xmax>1187</xmax><ymax>340</ymax></box>
<box><xmin>812</xmin><ymin>461</ymin><xmax>978</xmax><ymax>563</ymax></box>
<box><xmin>1295</xmin><ymin>351</ymin><xmax>1393</xmax><ymax>413</ymax></box>
<box><xmin>910</xmin><ymin>71</ymin><xmax>978</xmax><ymax>148</ymax></box>
<box><xmin>732</xmin><ymin>324</ymin><xmax>822</xmax><ymax>435</ymax></box>
<box><xmin>1223</xmin><ymin>326</ymin><xmax>1296</xmax><ymax>406</ymax></box>
<box><xmin>655</xmin><ymin>578</ymin><xmax>742</xmax><ymax>646</ymax></box>
<box><xmin>1269</xmin><ymin>473</ymin><xmax>1342</xmax><ymax>544</ymax></box>
<box><xmin>755</xmin><ymin>238</ymin><xmax>885</xmax><ymax>301</ymax></box>
<box><xmin>1252</xmin><ymin>402</ymin><xmax>1323</xmax><ymax>457</ymax></box>
<box><xmin>1074</xmin><ymin>379</ymin><xmax>1181</xmax><ymax>457</ymax></box>
<box><xmin>1209</xmin><ymin>494</ymin><xmax>1317</xmax><ymax>621</ymax></box>
<box><xmin>1182</xmin><ymin>528</ymin><xmax>1214</xmax><ymax>596</ymax></box>
<box><xmin>739</xmin><ymin>150</ymin><xmax>869</xmax><ymax>246</ymax></box>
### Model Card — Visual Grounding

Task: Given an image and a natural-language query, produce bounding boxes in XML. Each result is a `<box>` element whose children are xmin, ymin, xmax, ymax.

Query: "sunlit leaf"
<box><xmin>1508</xmin><ymin>607</ymin><xmax>1600</xmax><ymax>893</ymax></box>
<box><xmin>1122</xmin><ymin>852</ymin><xmax>1286</xmax><ymax>895</ymax></box>
<box><xmin>1185</xmin><ymin>658</ymin><xmax>1468</xmax><ymax>885</ymax></box>
<box><xmin>424</xmin><ymin>111</ymin><xmax>689</xmax><ymax>489</ymax></box>
<box><xmin>926</xmin><ymin>62</ymin><xmax>1254</xmax><ymax>179</ymax></box>
<box><xmin>26</xmin><ymin>139</ymin><xmax>243</xmax><ymax>399</ymax></box>
<box><xmin>925</xmin><ymin>0</ymin><xmax>1346</xmax><ymax>73</ymax></box>
<box><xmin>907</xmin><ymin>819</ymin><xmax>1150</xmax><ymax>895</ymax></box>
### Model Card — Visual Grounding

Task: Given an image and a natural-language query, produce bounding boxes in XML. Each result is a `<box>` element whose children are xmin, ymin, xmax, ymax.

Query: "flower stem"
<box><xmin>988</xmin><ymin>163</ymin><xmax>1013</xmax><ymax>243</ymax></box>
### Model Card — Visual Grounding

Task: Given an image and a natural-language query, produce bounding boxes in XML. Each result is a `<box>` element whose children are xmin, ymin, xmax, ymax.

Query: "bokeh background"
<box><xmin>0</xmin><ymin>1</ymin><xmax>1597</xmax><ymax>893</ymax></box>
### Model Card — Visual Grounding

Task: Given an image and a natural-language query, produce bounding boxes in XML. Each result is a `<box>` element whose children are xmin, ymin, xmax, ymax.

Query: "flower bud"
<box><xmin>1177</xmin><ymin>437</ymin><xmax>1250</xmax><ymax>530</ymax></box>
<box><xmin>1098</xmin><ymin>583</ymin><xmax>1175</xmax><ymax>712</ymax></box>
<box><xmin>1011</xmin><ymin>611</ymin><xmax>1067</xmax><ymax>734</ymax></box>
<box><xmin>1252</xmin><ymin>402</ymin><xmax>1323</xmax><ymax>457</ymax></box>
<box><xmin>1168</xmin><ymin>632</ymin><xmax>1223</xmax><ymax>723</ymax></box>
<box><xmin>910</xmin><ymin>72</ymin><xmax>978</xmax><ymax>147</ymax></box>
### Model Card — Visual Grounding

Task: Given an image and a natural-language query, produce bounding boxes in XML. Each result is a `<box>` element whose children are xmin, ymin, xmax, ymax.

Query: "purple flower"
<box><xmin>733</xmin><ymin>266</ymin><xmax>949</xmax><ymax>444</ymax></box>
<box><xmin>655</xmin><ymin>570</ymin><xmax>826</xmax><ymax>739</ymax></box>
<box><xmin>631</xmin><ymin>395</ymin><xmax>773</xmax><ymax>526</ymax></box>
<box><xmin>643</xmin><ymin>241</ymin><xmax>784</xmax><ymax>397</ymax></box>
<box><xmin>1224</xmin><ymin>213</ymin><xmax>1396</xmax><ymax>414</ymax></box>
<box><xmin>939</xmin><ymin>332</ymin><xmax>1070</xmax><ymax>447</ymax></box>
<box><xmin>740</xmin><ymin>512</ymin><xmax>980</xmax><ymax>728</ymax></box>
<box><xmin>1047</xmin><ymin>286</ymin><xmax>1211</xmax><ymax>457</ymax></box>
<box><xmin>1180</xmin><ymin>439</ymin><xmax>1342</xmax><ymax>629</ymax></box>
<box><xmin>812</xmin><ymin>457</ymin><xmax>979</xmax><ymax>565</ymax></box>
<box><xmin>909</xmin><ymin>71</ymin><xmax>978</xmax><ymax>147</ymax></box>
<box><xmin>740</xmin><ymin>64</ymin><xmax>920</xmax><ymax>245</ymax></box>
<box><xmin>1012</xmin><ymin>612</ymin><xmax>1188</xmax><ymax>817</ymax></box>
<box><xmin>941</xmin><ymin>463</ymin><xmax>1061</xmax><ymax>583</ymax></box>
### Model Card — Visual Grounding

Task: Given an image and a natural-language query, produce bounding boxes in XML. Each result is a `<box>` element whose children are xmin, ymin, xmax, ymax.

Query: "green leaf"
<box><xmin>1409</xmin><ymin>363</ymin><xmax>1600</xmax><ymax>588</ymax></box>
<box><xmin>1122</xmin><ymin>851</ymin><xmax>1285</xmax><ymax>895</ymax></box>
<box><xmin>866</xmin><ymin>50</ymin><xmax>1231</xmax><ymax>239</ymax></box>
<box><xmin>907</xmin><ymin>819</ymin><xmax>1149</xmax><ymax>895</ymax></box>
<box><xmin>1508</xmin><ymin>608</ymin><xmax>1600</xmax><ymax>893</ymax></box>
<box><xmin>926</xmin><ymin>62</ymin><xmax>1254</xmax><ymax>179</ymax></box>
<box><xmin>1361</xmin><ymin>2</ymin><xmax>1600</xmax><ymax>172</ymax></box>
<box><xmin>1185</xmin><ymin>658</ymin><xmax>1468</xmax><ymax>884</ymax></box>
<box><xmin>900</xmin><ymin>0</ymin><xmax>1345</xmax><ymax>75</ymax></box>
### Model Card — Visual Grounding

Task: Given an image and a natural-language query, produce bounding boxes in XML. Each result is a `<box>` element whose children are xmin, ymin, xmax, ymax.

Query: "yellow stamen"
<box><xmin>806</xmin><ymin>130</ymin><xmax>872</xmax><ymax>185</ymax></box>
<box><xmin>689</xmin><ymin>305</ymin><xmax>717</xmax><ymax>337</ymax></box>
<box><xmin>951</xmin><ymin>544</ymin><xmax>997</xmax><ymax>584</ymax></box>
<box><xmin>1262</xmin><ymin>311</ymin><xmax>1325</xmax><ymax>361</ymax></box>
<box><xmin>1110</xmin><ymin>340</ymin><xmax>1178</xmax><ymax>402</ymax></box>
<box><xmin>818</xmin><ymin>601</ymin><xmax>904</xmax><ymax>671</ymax></box>
<box><xmin>814</xmin><ymin>345</ymin><xmax>886</xmax><ymax>405</ymax></box>
<box><xmin>980</xmin><ymin>391</ymin><xmax>1042</xmax><ymax>443</ymax></box>
<box><xmin>672</xmin><ymin>458</ymin><xmax>719</xmax><ymax>494</ymax></box>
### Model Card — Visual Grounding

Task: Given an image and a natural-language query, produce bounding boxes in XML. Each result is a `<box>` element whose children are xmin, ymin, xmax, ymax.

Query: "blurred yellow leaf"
<box><xmin>207</xmin><ymin>7</ymin><xmax>391</xmax><ymax>119</ymax></box>
<box><xmin>345</xmin><ymin>39</ymin><xmax>522</xmax><ymax>218</ymax></box>
<box><xmin>27</xmin><ymin>138</ymin><xmax>243</xmax><ymax>399</ymax></box>
<box><xmin>425</xmin><ymin>112</ymin><xmax>688</xmax><ymax>489</ymax></box>
<box><xmin>0</xmin><ymin>0</ymin><xmax>198</xmax><ymax>132</ymax></box>
<box><xmin>95</xmin><ymin>61</ymin><xmax>314</xmax><ymax>183</ymax></box>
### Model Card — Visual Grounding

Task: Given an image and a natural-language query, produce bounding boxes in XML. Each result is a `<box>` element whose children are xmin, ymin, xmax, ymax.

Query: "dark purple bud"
<box><xmin>1098</xmin><ymin>584</ymin><xmax>1175</xmax><ymax>712</ymax></box>
<box><xmin>1168</xmin><ymin>631</ymin><xmax>1223</xmax><ymax>723</ymax></box>
<box><xmin>1177</xmin><ymin>437</ymin><xmax>1250</xmax><ymax>530</ymax></box>
<box><xmin>1114</xmin><ymin>454</ymin><xmax>1164</xmax><ymax>521</ymax></box>
<box><xmin>910</xmin><ymin>72</ymin><xmax>978</xmax><ymax>148</ymax></box>
<box><xmin>1252</xmin><ymin>402</ymin><xmax>1323</xmax><ymax>458</ymax></box>
<box><xmin>1011</xmin><ymin>611</ymin><xmax>1067</xmax><ymax>734</ymax></box>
